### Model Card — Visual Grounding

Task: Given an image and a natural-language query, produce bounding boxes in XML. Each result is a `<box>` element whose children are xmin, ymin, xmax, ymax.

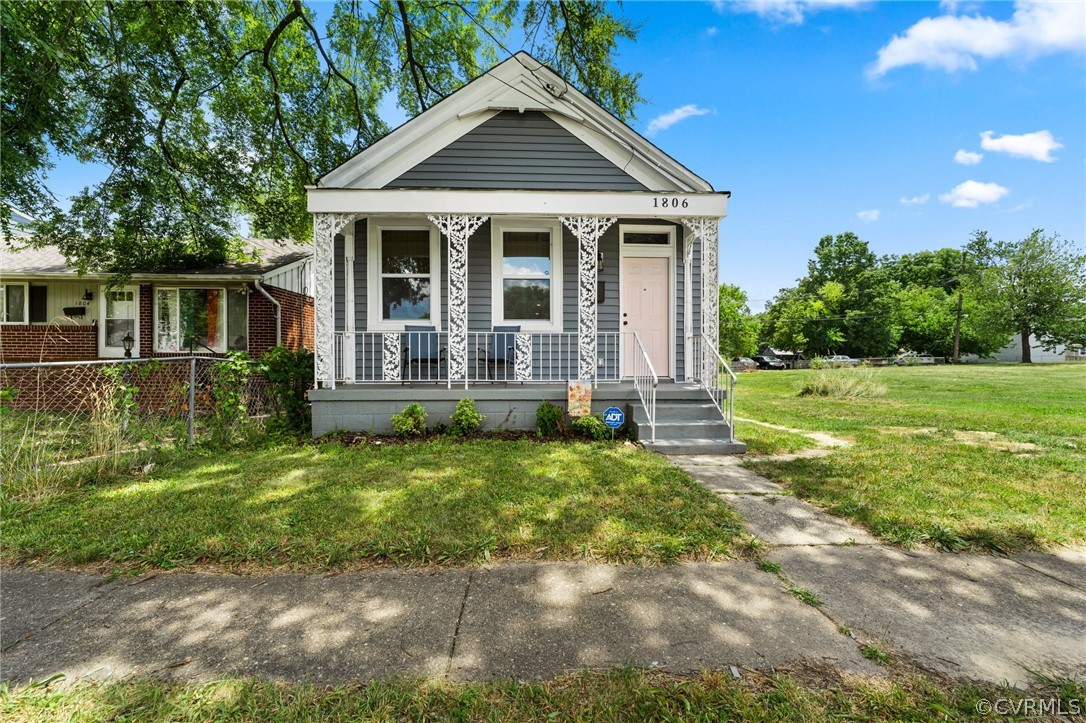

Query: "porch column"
<box><xmin>429</xmin><ymin>215</ymin><xmax>488</xmax><ymax>389</ymax></box>
<box><xmin>312</xmin><ymin>212</ymin><xmax>357</xmax><ymax>389</ymax></box>
<box><xmin>682</xmin><ymin>217</ymin><xmax>720</xmax><ymax>381</ymax></box>
<box><xmin>560</xmin><ymin>216</ymin><xmax>616</xmax><ymax>383</ymax></box>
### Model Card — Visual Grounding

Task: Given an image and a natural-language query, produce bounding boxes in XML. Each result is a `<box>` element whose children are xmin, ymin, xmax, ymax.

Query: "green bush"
<box><xmin>536</xmin><ymin>400</ymin><xmax>565</xmax><ymax>437</ymax></box>
<box><xmin>451</xmin><ymin>398</ymin><xmax>484</xmax><ymax>435</ymax></box>
<box><xmin>261</xmin><ymin>346</ymin><xmax>314</xmax><ymax>434</ymax></box>
<box><xmin>390</xmin><ymin>403</ymin><xmax>428</xmax><ymax>437</ymax></box>
<box><xmin>571</xmin><ymin>413</ymin><xmax>611</xmax><ymax>441</ymax></box>
<box><xmin>798</xmin><ymin>369</ymin><xmax>886</xmax><ymax>399</ymax></box>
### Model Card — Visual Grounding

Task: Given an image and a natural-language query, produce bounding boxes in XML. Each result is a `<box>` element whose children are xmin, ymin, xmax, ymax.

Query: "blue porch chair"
<box><xmin>401</xmin><ymin>325</ymin><xmax>445</xmax><ymax>382</ymax></box>
<box><xmin>481</xmin><ymin>325</ymin><xmax>520</xmax><ymax>382</ymax></box>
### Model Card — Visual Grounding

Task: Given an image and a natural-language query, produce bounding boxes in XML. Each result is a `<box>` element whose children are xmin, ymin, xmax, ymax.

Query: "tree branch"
<box><xmin>396</xmin><ymin>0</ymin><xmax>429</xmax><ymax>112</ymax></box>
<box><xmin>261</xmin><ymin>5</ymin><xmax>312</xmax><ymax>182</ymax></box>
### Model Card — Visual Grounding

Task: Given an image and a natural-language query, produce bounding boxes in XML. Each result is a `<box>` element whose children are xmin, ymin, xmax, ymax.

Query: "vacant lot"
<box><xmin>735</xmin><ymin>364</ymin><xmax>1086</xmax><ymax>551</ymax></box>
<box><xmin>2</xmin><ymin>439</ymin><xmax>743</xmax><ymax>572</ymax></box>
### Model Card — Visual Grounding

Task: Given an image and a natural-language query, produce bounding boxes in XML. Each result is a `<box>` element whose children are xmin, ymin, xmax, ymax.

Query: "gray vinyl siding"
<box><xmin>333</xmin><ymin>234</ymin><xmax>344</xmax><ymax>331</ymax></box>
<box><xmin>387</xmin><ymin>111</ymin><xmax>647</xmax><ymax>191</ymax></box>
<box><xmin>345</xmin><ymin>216</ymin><xmax>698</xmax><ymax>382</ymax></box>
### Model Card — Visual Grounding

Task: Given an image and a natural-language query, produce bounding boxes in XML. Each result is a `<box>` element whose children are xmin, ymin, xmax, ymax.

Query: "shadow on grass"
<box><xmin>3</xmin><ymin>440</ymin><xmax>745</xmax><ymax>571</ymax></box>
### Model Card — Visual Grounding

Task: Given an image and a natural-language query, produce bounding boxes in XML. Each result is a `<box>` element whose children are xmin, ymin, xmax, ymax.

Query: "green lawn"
<box><xmin>1</xmin><ymin>439</ymin><xmax>744</xmax><ymax>572</ymax></box>
<box><xmin>734</xmin><ymin>364</ymin><xmax>1086</xmax><ymax>551</ymax></box>
<box><xmin>4</xmin><ymin>668</ymin><xmax>1079</xmax><ymax>722</ymax></box>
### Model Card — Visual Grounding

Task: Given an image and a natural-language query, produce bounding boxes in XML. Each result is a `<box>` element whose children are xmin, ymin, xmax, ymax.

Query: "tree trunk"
<box><xmin>1020</xmin><ymin>328</ymin><xmax>1032</xmax><ymax>363</ymax></box>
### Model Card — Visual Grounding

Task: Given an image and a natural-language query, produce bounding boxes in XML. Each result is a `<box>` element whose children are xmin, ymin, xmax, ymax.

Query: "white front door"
<box><xmin>99</xmin><ymin>285</ymin><xmax>140</xmax><ymax>358</ymax></box>
<box><xmin>622</xmin><ymin>256</ymin><xmax>670</xmax><ymax>377</ymax></box>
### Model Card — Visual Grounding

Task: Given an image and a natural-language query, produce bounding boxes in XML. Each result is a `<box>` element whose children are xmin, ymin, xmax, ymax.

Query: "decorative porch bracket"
<box><xmin>682</xmin><ymin>217</ymin><xmax>720</xmax><ymax>382</ymax></box>
<box><xmin>560</xmin><ymin>216</ymin><xmax>616</xmax><ymax>382</ymax></box>
<box><xmin>428</xmin><ymin>215</ymin><xmax>488</xmax><ymax>387</ymax></box>
<box><xmin>313</xmin><ymin>212</ymin><xmax>357</xmax><ymax>388</ymax></box>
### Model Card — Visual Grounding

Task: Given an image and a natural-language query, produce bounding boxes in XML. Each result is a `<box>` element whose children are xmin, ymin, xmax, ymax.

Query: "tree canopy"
<box><xmin>1</xmin><ymin>0</ymin><xmax>642</xmax><ymax>276</ymax></box>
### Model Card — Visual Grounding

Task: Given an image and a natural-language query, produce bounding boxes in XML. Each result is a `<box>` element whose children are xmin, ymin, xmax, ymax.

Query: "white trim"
<box><xmin>0</xmin><ymin>282</ymin><xmax>29</xmax><ymax>324</ymax></box>
<box><xmin>366</xmin><ymin>217</ymin><xmax>442</xmax><ymax>332</ymax></box>
<box><xmin>308</xmin><ymin>188</ymin><xmax>728</xmax><ymax>219</ymax></box>
<box><xmin>619</xmin><ymin>225</ymin><xmax>677</xmax><ymax>379</ymax></box>
<box><xmin>343</xmin><ymin>224</ymin><xmax>356</xmax><ymax>382</ymax></box>
<box><xmin>97</xmin><ymin>284</ymin><xmax>140</xmax><ymax>358</ymax></box>
<box><xmin>491</xmin><ymin>218</ymin><xmax>564</xmax><ymax>332</ymax></box>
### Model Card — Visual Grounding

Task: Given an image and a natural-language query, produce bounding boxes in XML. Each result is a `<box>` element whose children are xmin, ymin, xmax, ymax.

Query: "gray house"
<box><xmin>307</xmin><ymin>53</ymin><xmax>742</xmax><ymax>454</ymax></box>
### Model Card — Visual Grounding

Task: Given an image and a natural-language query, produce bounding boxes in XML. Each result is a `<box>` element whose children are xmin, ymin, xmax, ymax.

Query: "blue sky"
<box><xmin>612</xmin><ymin>1</ymin><xmax>1085</xmax><ymax>308</ymax></box>
<box><xmin>44</xmin><ymin>1</ymin><xmax>1084</xmax><ymax>310</ymax></box>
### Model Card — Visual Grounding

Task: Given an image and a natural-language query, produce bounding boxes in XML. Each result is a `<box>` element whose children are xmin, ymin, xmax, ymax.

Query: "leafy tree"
<box><xmin>974</xmin><ymin>230</ymin><xmax>1086</xmax><ymax>362</ymax></box>
<box><xmin>763</xmin><ymin>282</ymin><xmax>845</xmax><ymax>361</ymax></box>
<box><xmin>1</xmin><ymin>0</ymin><xmax>641</xmax><ymax>277</ymax></box>
<box><xmin>717</xmin><ymin>283</ymin><xmax>759</xmax><ymax>359</ymax></box>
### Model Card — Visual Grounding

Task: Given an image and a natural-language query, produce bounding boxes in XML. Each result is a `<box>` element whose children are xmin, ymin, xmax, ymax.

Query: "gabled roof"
<box><xmin>317</xmin><ymin>52</ymin><xmax>714</xmax><ymax>193</ymax></box>
<box><xmin>0</xmin><ymin>238</ymin><xmax>311</xmax><ymax>278</ymax></box>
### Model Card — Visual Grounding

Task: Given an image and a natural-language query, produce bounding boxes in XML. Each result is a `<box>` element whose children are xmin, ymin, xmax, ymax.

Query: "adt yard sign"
<box><xmin>603</xmin><ymin>407</ymin><xmax>625</xmax><ymax>429</ymax></box>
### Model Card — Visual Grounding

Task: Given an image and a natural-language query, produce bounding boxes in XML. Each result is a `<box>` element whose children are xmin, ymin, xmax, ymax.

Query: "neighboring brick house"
<box><xmin>0</xmin><ymin>238</ymin><xmax>313</xmax><ymax>363</ymax></box>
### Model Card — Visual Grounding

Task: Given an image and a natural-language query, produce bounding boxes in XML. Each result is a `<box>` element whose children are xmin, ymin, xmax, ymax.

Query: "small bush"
<box><xmin>536</xmin><ymin>400</ymin><xmax>564</xmax><ymax>437</ymax></box>
<box><xmin>451</xmin><ymin>398</ymin><xmax>484</xmax><ymax>435</ymax></box>
<box><xmin>798</xmin><ymin>369</ymin><xmax>886</xmax><ymax>399</ymax></box>
<box><xmin>390</xmin><ymin>403</ymin><xmax>428</xmax><ymax>437</ymax></box>
<box><xmin>571</xmin><ymin>413</ymin><xmax>611</xmax><ymax>441</ymax></box>
<box><xmin>261</xmin><ymin>346</ymin><xmax>314</xmax><ymax>434</ymax></box>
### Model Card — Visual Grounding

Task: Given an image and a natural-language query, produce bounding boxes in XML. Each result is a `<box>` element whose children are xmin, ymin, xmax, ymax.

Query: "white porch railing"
<box><xmin>689</xmin><ymin>335</ymin><xmax>737</xmax><ymax>443</ymax></box>
<box><xmin>332</xmin><ymin>331</ymin><xmax>626</xmax><ymax>385</ymax></box>
<box><xmin>628</xmin><ymin>332</ymin><xmax>659</xmax><ymax>442</ymax></box>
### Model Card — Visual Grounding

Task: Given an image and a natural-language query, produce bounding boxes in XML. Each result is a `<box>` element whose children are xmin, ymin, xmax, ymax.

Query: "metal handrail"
<box><xmin>629</xmin><ymin>331</ymin><xmax>659</xmax><ymax>442</ymax></box>
<box><xmin>704</xmin><ymin>343</ymin><xmax>737</xmax><ymax>443</ymax></box>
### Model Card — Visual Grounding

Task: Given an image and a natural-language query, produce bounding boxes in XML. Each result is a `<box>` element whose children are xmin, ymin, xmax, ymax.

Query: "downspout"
<box><xmin>254</xmin><ymin>279</ymin><xmax>282</xmax><ymax>347</ymax></box>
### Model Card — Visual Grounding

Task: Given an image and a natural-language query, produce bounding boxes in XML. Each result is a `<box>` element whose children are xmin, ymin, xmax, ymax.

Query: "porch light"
<box><xmin>597</xmin><ymin>250</ymin><xmax>604</xmax><ymax>270</ymax></box>
<box><xmin>82</xmin><ymin>289</ymin><xmax>94</xmax><ymax>301</ymax></box>
<box><xmin>122</xmin><ymin>331</ymin><xmax>134</xmax><ymax>358</ymax></box>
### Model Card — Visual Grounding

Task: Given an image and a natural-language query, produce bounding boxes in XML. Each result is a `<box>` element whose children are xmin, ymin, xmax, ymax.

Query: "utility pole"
<box><xmin>952</xmin><ymin>249</ymin><xmax>967</xmax><ymax>364</ymax></box>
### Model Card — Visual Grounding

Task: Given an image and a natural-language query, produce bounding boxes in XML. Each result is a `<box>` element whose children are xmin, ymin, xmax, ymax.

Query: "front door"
<box><xmin>622</xmin><ymin>256</ymin><xmax>670</xmax><ymax>377</ymax></box>
<box><xmin>99</xmin><ymin>285</ymin><xmax>140</xmax><ymax>358</ymax></box>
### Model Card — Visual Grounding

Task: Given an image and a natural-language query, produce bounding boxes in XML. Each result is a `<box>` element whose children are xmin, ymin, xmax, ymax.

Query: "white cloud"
<box><xmin>980</xmin><ymin>130</ymin><xmax>1062</xmax><ymax>162</ymax></box>
<box><xmin>856</xmin><ymin>209</ymin><xmax>880</xmax><ymax>222</ymax></box>
<box><xmin>900</xmin><ymin>193</ymin><xmax>930</xmax><ymax>205</ymax></box>
<box><xmin>868</xmin><ymin>1</ymin><xmax>1085</xmax><ymax>78</ymax></box>
<box><xmin>954</xmin><ymin>149</ymin><xmax>983</xmax><ymax>165</ymax></box>
<box><xmin>939</xmin><ymin>180</ymin><xmax>1010</xmax><ymax>208</ymax></box>
<box><xmin>715</xmin><ymin>0</ymin><xmax>866</xmax><ymax>25</ymax></box>
<box><xmin>645</xmin><ymin>104</ymin><xmax>712</xmax><ymax>137</ymax></box>
<box><xmin>704</xmin><ymin>26</ymin><xmax>719</xmax><ymax>37</ymax></box>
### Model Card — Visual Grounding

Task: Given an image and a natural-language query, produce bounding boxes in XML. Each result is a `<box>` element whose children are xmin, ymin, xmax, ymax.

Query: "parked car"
<box><xmin>752</xmin><ymin>355</ymin><xmax>786</xmax><ymax>370</ymax></box>
<box><xmin>825</xmin><ymin>354</ymin><xmax>861</xmax><ymax>366</ymax></box>
<box><xmin>893</xmin><ymin>352</ymin><xmax>936</xmax><ymax>366</ymax></box>
<box><xmin>731</xmin><ymin>357</ymin><xmax>756</xmax><ymax>371</ymax></box>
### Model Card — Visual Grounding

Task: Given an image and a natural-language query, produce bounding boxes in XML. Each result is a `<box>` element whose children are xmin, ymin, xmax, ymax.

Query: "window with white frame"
<box><xmin>367</xmin><ymin>221</ymin><xmax>440</xmax><ymax>330</ymax></box>
<box><xmin>155</xmin><ymin>287</ymin><xmax>248</xmax><ymax>352</ymax></box>
<box><xmin>492</xmin><ymin>221</ymin><xmax>563</xmax><ymax>330</ymax></box>
<box><xmin>0</xmin><ymin>283</ymin><xmax>28</xmax><ymax>323</ymax></box>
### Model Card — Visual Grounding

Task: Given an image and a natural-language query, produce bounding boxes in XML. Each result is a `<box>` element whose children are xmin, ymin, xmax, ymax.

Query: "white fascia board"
<box><xmin>307</xmin><ymin>188</ymin><xmax>728</xmax><ymax>219</ymax></box>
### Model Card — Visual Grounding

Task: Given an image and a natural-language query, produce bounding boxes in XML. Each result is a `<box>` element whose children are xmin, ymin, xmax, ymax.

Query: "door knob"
<box><xmin>622</xmin><ymin>312</ymin><xmax>627</xmax><ymax>318</ymax></box>
<box><xmin>623</xmin><ymin>321</ymin><xmax>628</xmax><ymax>326</ymax></box>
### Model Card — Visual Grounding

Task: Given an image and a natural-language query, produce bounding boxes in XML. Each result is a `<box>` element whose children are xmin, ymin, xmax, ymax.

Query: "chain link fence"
<box><xmin>1</xmin><ymin>357</ymin><xmax>275</xmax><ymax>495</ymax></box>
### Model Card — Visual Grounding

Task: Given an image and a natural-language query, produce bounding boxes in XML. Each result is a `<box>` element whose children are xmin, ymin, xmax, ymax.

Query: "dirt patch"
<box><xmin>875</xmin><ymin>426</ymin><xmax>1038</xmax><ymax>453</ymax></box>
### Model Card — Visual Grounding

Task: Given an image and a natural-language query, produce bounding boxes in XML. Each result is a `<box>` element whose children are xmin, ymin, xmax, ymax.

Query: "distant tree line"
<box><xmin>719</xmin><ymin>229</ymin><xmax>1086</xmax><ymax>364</ymax></box>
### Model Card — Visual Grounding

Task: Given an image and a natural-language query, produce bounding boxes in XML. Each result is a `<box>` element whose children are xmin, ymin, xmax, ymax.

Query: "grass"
<box><xmin>1</xmin><ymin>439</ymin><xmax>744</xmax><ymax>572</ymax></box>
<box><xmin>735</xmin><ymin>364</ymin><xmax>1086</xmax><ymax>551</ymax></box>
<box><xmin>3</xmin><ymin>668</ymin><xmax>1080</xmax><ymax>722</ymax></box>
<box><xmin>787</xmin><ymin>585</ymin><xmax>822</xmax><ymax>607</ymax></box>
<box><xmin>731</xmin><ymin>420</ymin><xmax>818</xmax><ymax>456</ymax></box>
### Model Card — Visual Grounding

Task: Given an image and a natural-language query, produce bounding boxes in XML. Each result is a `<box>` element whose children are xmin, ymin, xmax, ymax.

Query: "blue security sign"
<box><xmin>603</xmin><ymin>406</ymin><xmax>625</xmax><ymax>429</ymax></box>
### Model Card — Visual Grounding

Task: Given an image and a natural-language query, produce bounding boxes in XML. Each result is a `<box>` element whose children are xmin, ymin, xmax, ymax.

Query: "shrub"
<box><xmin>798</xmin><ymin>369</ymin><xmax>886</xmax><ymax>399</ymax></box>
<box><xmin>451</xmin><ymin>398</ymin><xmax>484</xmax><ymax>435</ymax></box>
<box><xmin>261</xmin><ymin>346</ymin><xmax>314</xmax><ymax>434</ymax></box>
<box><xmin>571</xmin><ymin>413</ymin><xmax>611</xmax><ymax>441</ymax></box>
<box><xmin>390</xmin><ymin>403</ymin><xmax>428</xmax><ymax>437</ymax></box>
<box><xmin>536</xmin><ymin>400</ymin><xmax>564</xmax><ymax>437</ymax></box>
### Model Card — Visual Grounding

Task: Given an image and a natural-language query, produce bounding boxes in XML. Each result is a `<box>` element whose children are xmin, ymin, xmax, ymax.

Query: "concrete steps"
<box><xmin>626</xmin><ymin>389</ymin><xmax>746</xmax><ymax>455</ymax></box>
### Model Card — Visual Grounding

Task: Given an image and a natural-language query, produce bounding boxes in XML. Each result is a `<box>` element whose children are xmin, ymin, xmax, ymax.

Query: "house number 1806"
<box><xmin>653</xmin><ymin>197</ymin><xmax>689</xmax><ymax>208</ymax></box>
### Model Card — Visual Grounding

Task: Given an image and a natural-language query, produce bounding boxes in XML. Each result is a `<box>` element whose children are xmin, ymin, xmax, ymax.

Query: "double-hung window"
<box><xmin>155</xmin><ymin>287</ymin><xmax>248</xmax><ymax>352</ymax></box>
<box><xmin>492</xmin><ymin>220</ymin><xmax>562</xmax><ymax>330</ymax></box>
<box><xmin>0</xmin><ymin>283</ymin><xmax>28</xmax><ymax>323</ymax></box>
<box><xmin>368</xmin><ymin>221</ymin><xmax>440</xmax><ymax>330</ymax></box>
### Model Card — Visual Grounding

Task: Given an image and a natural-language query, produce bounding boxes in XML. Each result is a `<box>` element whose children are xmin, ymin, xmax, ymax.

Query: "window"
<box><xmin>492</xmin><ymin>221</ymin><xmax>563</xmax><ymax>330</ymax></box>
<box><xmin>367</xmin><ymin>221</ymin><xmax>440</xmax><ymax>330</ymax></box>
<box><xmin>155</xmin><ymin>287</ymin><xmax>247</xmax><ymax>353</ymax></box>
<box><xmin>0</xmin><ymin>283</ymin><xmax>28</xmax><ymax>323</ymax></box>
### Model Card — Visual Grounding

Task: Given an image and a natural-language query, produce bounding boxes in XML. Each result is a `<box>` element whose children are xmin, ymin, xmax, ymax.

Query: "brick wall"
<box><xmin>266</xmin><ymin>285</ymin><xmax>314</xmax><ymax>353</ymax></box>
<box><xmin>0</xmin><ymin>323</ymin><xmax>97</xmax><ymax>363</ymax></box>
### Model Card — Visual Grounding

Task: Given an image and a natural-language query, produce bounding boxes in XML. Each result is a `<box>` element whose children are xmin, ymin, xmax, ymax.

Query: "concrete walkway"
<box><xmin>2</xmin><ymin>452</ymin><xmax>1084</xmax><ymax>689</ymax></box>
<box><xmin>677</xmin><ymin>455</ymin><xmax>1086</xmax><ymax>686</ymax></box>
